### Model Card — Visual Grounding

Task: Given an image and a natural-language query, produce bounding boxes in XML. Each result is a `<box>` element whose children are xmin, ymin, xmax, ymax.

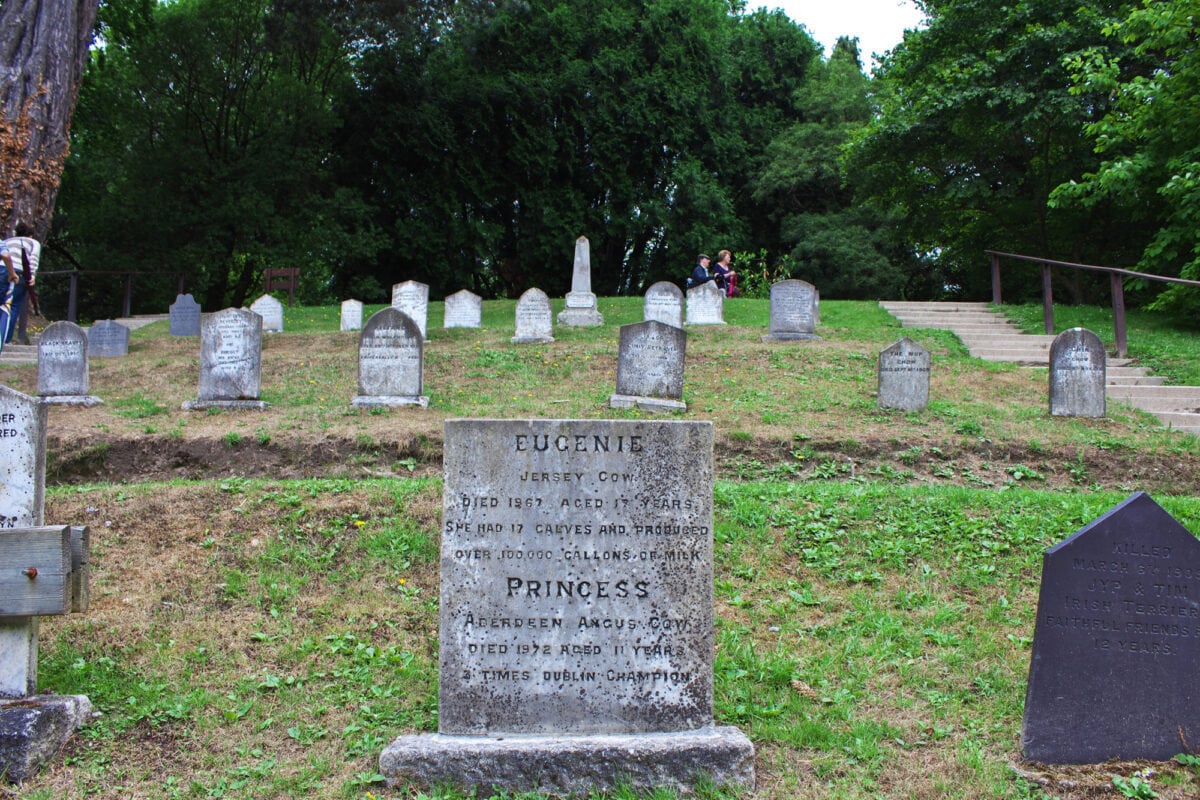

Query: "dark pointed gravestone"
<box><xmin>379</xmin><ymin>419</ymin><xmax>754</xmax><ymax>796</ymax></box>
<box><xmin>87</xmin><ymin>320</ymin><xmax>130</xmax><ymax>358</ymax></box>
<box><xmin>609</xmin><ymin>320</ymin><xmax>687</xmax><ymax>413</ymax></box>
<box><xmin>182</xmin><ymin>308</ymin><xmax>268</xmax><ymax>410</ymax></box>
<box><xmin>512</xmin><ymin>288</ymin><xmax>554</xmax><ymax>343</ymax></box>
<box><xmin>351</xmin><ymin>308</ymin><xmax>429</xmax><ymax>408</ymax></box>
<box><xmin>761</xmin><ymin>279</ymin><xmax>819</xmax><ymax>342</ymax></box>
<box><xmin>37</xmin><ymin>322</ymin><xmax>102</xmax><ymax>407</ymax></box>
<box><xmin>169</xmin><ymin>293</ymin><xmax>202</xmax><ymax>337</ymax></box>
<box><xmin>1022</xmin><ymin>492</ymin><xmax>1200</xmax><ymax>763</ymax></box>
<box><xmin>877</xmin><ymin>337</ymin><xmax>931</xmax><ymax>411</ymax></box>
<box><xmin>1049</xmin><ymin>328</ymin><xmax>1106</xmax><ymax>417</ymax></box>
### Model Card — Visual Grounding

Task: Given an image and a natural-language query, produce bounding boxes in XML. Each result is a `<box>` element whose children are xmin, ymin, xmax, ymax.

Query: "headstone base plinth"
<box><xmin>38</xmin><ymin>395</ymin><xmax>103</xmax><ymax>407</ymax></box>
<box><xmin>556</xmin><ymin>308</ymin><xmax>604</xmax><ymax>327</ymax></box>
<box><xmin>0</xmin><ymin>695</ymin><xmax>92</xmax><ymax>783</ymax></box>
<box><xmin>761</xmin><ymin>333</ymin><xmax>821</xmax><ymax>342</ymax></box>
<box><xmin>511</xmin><ymin>335</ymin><xmax>555</xmax><ymax>344</ymax></box>
<box><xmin>380</xmin><ymin>726</ymin><xmax>754</xmax><ymax>797</ymax></box>
<box><xmin>351</xmin><ymin>395</ymin><xmax>429</xmax><ymax>409</ymax></box>
<box><xmin>609</xmin><ymin>393</ymin><xmax>686</xmax><ymax>413</ymax></box>
<box><xmin>182</xmin><ymin>400</ymin><xmax>270</xmax><ymax>411</ymax></box>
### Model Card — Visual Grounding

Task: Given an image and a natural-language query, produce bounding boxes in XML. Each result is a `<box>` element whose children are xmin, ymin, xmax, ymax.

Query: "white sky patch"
<box><xmin>747</xmin><ymin>0</ymin><xmax>925</xmax><ymax>67</ymax></box>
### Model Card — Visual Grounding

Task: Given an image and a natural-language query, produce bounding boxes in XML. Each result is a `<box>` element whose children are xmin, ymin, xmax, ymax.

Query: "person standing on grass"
<box><xmin>2</xmin><ymin>223</ymin><xmax>40</xmax><ymax>344</ymax></box>
<box><xmin>0</xmin><ymin>239</ymin><xmax>19</xmax><ymax>356</ymax></box>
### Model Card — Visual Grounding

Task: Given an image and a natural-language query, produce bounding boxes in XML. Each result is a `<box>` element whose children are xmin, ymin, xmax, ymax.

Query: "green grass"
<box><xmin>34</xmin><ymin>478</ymin><xmax>1200</xmax><ymax>799</ymax></box>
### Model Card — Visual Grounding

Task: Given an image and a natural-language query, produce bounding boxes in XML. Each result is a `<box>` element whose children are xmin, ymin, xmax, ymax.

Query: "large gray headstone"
<box><xmin>380</xmin><ymin>419</ymin><xmax>752</xmax><ymax>797</ymax></box>
<box><xmin>610</xmin><ymin>321</ymin><xmax>687</xmax><ymax>412</ymax></box>
<box><xmin>643</xmin><ymin>282</ymin><xmax>683</xmax><ymax>329</ymax></box>
<box><xmin>0</xmin><ymin>385</ymin><xmax>46</xmax><ymax>700</ymax></box>
<box><xmin>1023</xmin><ymin>492</ymin><xmax>1200</xmax><ymax>763</ymax></box>
<box><xmin>512</xmin><ymin>289</ymin><xmax>554</xmax><ymax>343</ymax></box>
<box><xmin>87</xmin><ymin>320</ymin><xmax>129</xmax><ymax>358</ymax></box>
<box><xmin>169</xmin><ymin>293</ymin><xmax>201</xmax><ymax>337</ymax></box>
<box><xmin>340</xmin><ymin>299</ymin><xmax>364</xmax><ymax>332</ymax></box>
<box><xmin>249</xmin><ymin>294</ymin><xmax>284</xmax><ymax>333</ymax></box>
<box><xmin>391</xmin><ymin>281</ymin><xmax>430</xmax><ymax>339</ymax></box>
<box><xmin>444</xmin><ymin>290</ymin><xmax>483</xmax><ymax>329</ymax></box>
<box><xmin>0</xmin><ymin>386</ymin><xmax>45</xmax><ymax>531</ymax></box>
<box><xmin>183</xmin><ymin>308</ymin><xmax>267</xmax><ymax>410</ymax></box>
<box><xmin>685</xmin><ymin>282</ymin><xmax>725</xmax><ymax>325</ymax></box>
<box><xmin>557</xmin><ymin>236</ymin><xmax>603</xmax><ymax>326</ymax></box>
<box><xmin>877</xmin><ymin>337</ymin><xmax>930</xmax><ymax>411</ymax></box>
<box><xmin>762</xmin><ymin>279</ymin><xmax>819</xmax><ymax>341</ymax></box>
<box><xmin>37</xmin><ymin>322</ymin><xmax>100</xmax><ymax>406</ymax></box>
<box><xmin>1050</xmin><ymin>328</ymin><xmax>1106</xmax><ymax>417</ymax></box>
<box><xmin>352</xmin><ymin>308</ymin><xmax>428</xmax><ymax>408</ymax></box>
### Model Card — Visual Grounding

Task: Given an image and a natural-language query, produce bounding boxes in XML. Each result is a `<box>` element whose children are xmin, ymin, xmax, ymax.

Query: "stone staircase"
<box><xmin>879</xmin><ymin>301</ymin><xmax>1200</xmax><ymax>436</ymax></box>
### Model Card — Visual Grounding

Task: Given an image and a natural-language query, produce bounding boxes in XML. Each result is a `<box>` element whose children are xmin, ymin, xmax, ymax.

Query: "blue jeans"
<box><xmin>0</xmin><ymin>280</ymin><xmax>15</xmax><ymax>354</ymax></box>
<box><xmin>5</xmin><ymin>280</ymin><xmax>26</xmax><ymax>343</ymax></box>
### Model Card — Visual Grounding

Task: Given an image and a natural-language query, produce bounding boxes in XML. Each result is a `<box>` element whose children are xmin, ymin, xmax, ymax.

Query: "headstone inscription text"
<box><xmin>353</xmin><ymin>308</ymin><xmax>428</xmax><ymax>408</ymax></box>
<box><xmin>391</xmin><ymin>281</ymin><xmax>430</xmax><ymax>339</ymax></box>
<box><xmin>37</xmin><ymin>322</ymin><xmax>98</xmax><ymax>405</ymax></box>
<box><xmin>189</xmin><ymin>308</ymin><xmax>265</xmax><ymax>407</ymax></box>
<box><xmin>444</xmin><ymin>290</ymin><xmax>483</xmax><ymax>329</ymax></box>
<box><xmin>685</xmin><ymin>282</ymin><xmax>724</xmax><ymax>326</ymax></box>
<box><xmin>762</xmin><ymin>279</ymin><xmax>818</xmax><ymax>341</ymax></box>
<box><xmin>169</xmin><ymin>293</ymin><xmax>202</xmax><ymax>337</ymax></box>
<box><xmin>0</xmin><ymin>386</ymin><xmax>45</xmax><ymax>532</ymax></box>
<box><xmin>1049</xmin><ymin>328</ymin><xmax>1106</xmax><ymax>418</ymax></box>
<box><xmin>512</xmin><ymin>289</ymin><xmax>554</xmax><ymax>343</ymax></box>
<box><xmin>610</xmin><ymin>321</ymin><xmax>687</xmax><ymax>412</ymax></box>
<box><xmin>439</xmin><ymin>419</ymin><xmax>715</xmax><ymax>735</ymax></box>
<box><xmin>877</xmin><ymin>337</ymin><xmax>931</xmax><ymax>411</ymax></box>
<box><xmin>340</xmin><ymin>299</ymin><xmax>364</xmax><ymax>332</ymax></box>
<box><xmin>1022</xmin><ymin>492</ymin><xmax>1200</xmax><ymax>763</ymax></box>
<box><xmin>643</xmin><ymin>282</ymin><xmax>683</xmax><ymax>329</ymax></box>
<box><xmin>87</xmin><ymin>320</ymin><xmax>129</xmax><ymax>358</ymax></box>
<box><xmin>249</xmin><ymin>294</ymin><xmax>284</xmax><ymax>333</ymax></box>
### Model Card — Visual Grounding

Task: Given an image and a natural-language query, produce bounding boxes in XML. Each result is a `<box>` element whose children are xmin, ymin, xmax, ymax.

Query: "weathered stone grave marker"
<box><xmin>685</xmin><ymin>281</ymin><xmax>725</xmax><ymax>325</ymax></box>
<box><xmin>0</xmin><ymin>385</ymin><xmax>92</xmax><ymax>782</ymax></box>
<box><xmin>512</xmin><ymin>288</ymin><xmax>554</xmax><ymax>343</ymax></box>
<box><xmin>762</xmin><ymin>279</ymin><xmax>819</xmax><ymax>341</ymax></box>
<box><xmin>643</xmin><ymin>281</ymin><xmax>683</xmax><ymax>329</ymax></box>
<box><xmin>557</xmin><ymin>235</ymin><xmax>603</xmax><ymax>326</ymax></box>
<box><xmin>340</xmin><ymin>299</ymin><xmax>364</xmax><ymax>332</ymax></box>
<box><xmin>444</xmin><ymin>289</ymin><xmax>483</xmax><ymax>329</ymax></box>
<box><xmin>249</xmin><ymin>294</ymin><xmax>284</xmax><ymax>333</ymax></box>
<box><xmin>182</xmin><ymin>308</ymin><xmax>268</xmax><ymax>410</ymax></box>
<box><xmin>380</xmin><ymin>419</ymin><xmax>754</xmax><ymax>796</ymax></box>
<box><xmin>391</xmin><ymin>280</ymin><xmax>430</xmax><ymax>339</ymax></box>
<box><xmin>1049</xmin><ymin>328</ymin><xmax>1106</xmax><ymax>417</ymax></box>
<box><xmin>169</xmin><ymin>293</ymin><xmax>202</xmax><ymax>337</ymax></box>
<box><xmin>37</xmin><ymin>322</ymin><xmax>102</xmax><ymax>407</ymax></box>
<box><xmin>609</xmin><ymin>321</ymin><xmax>687</xmax><ymax>412</ymax></box>
<box><xmin>877</xmin><ymin>337</ymin><xmax>930</xmax><ymax>411</ymax></box>
<box><xmin>87</xmin><ymin>320</ymin><xmax>130</xmax><ymax>358</ymax></box>
<box><xmin>351</xmin><ymin>308</ymin><xmax>429</xmax><ymax>408</ymax></box>
<box><xmin>1023</xmin><ymin>492</ymin><xmax>1200</xmax><ymax>763</ymax></box>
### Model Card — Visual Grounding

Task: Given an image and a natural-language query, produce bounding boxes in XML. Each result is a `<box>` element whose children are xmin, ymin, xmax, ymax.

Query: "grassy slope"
<box><xmin>12</xmin><ymin>298</ymin><xmax>1200</xmax><ymax>799</ymax></box>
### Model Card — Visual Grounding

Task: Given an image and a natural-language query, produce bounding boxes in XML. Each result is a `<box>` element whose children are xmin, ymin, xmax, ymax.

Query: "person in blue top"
<box><xmin>688</xmin><ymin>253</ymin><xmax>714</xmax><ymax>289</ymax></box>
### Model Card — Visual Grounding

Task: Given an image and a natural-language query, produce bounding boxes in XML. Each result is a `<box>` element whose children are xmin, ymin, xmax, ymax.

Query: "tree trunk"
<box><xmin>0</xmin><ymin>0</ymin><xmax>100</xmax><ymax>239</ymax></box>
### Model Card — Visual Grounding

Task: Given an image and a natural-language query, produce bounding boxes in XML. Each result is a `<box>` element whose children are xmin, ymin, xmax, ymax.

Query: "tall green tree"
<box><xmin>845</xmin><ymin>0</ymin><xmax>1142</xmax><ymax>301</ymax></box>
<box><xmin>57</xmin><ymin>0</ymin><xmax>371</xmax><ymax>312</ymax></box>
<box><xmin>1050</xmin><ymin>0</ymin><xmax>1200</xmax><ymax>315</ymax></box>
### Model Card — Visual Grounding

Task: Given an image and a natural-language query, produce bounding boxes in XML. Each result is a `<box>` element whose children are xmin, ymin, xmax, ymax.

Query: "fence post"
<box><xmin>1041</xmin><ymin>262</ymin><xmax>1054</xmax><ymax>334</ymax></box>
<box><xmin>1110</xmin><ymin>272</ymin><xmax>1128</xmax><ymax>358</ymax></box>
<box><xmin>123</xmin><ymin>274</ymin><xmax>133</xmax><ymax>318</ymax></box>
<box><xmin>990</xmin><ymin>252</ymin><xmax>1002</xmax><ymax>305</ymax></box>
<box><xmin>67</xmin><ymin>272</ymin><xmax>79</xmax><ymax>323</ymax></box>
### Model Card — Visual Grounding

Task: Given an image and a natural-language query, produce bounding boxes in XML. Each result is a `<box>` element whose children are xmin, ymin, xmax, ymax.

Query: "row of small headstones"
<box><xmin>42</xmin><ymin>298</ymin><xmax>1108</xmax><ymax>418</ymax></box>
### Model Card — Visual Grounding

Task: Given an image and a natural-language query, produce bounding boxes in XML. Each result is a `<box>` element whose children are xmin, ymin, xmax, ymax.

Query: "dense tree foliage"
<box><xmin>846</xmin><ymin>0</ymin><xmax>1148</xmax><ymax>302</ymax></box>
<box><xmin>1050</xmin><ymin>0</ymin><xmax>1200</xmax><ymax>314</ymax></box>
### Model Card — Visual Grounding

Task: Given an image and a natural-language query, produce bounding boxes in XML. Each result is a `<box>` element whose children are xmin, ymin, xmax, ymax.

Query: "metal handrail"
<box><xmin>32</xmin><ymin>269</ymin><xmax>186</xmax><ymax>324</ymax></box>
<box><xmin>985</xmin><ymin>250</ymin><xmax>1200</xmax><ymax>357</ymax></box>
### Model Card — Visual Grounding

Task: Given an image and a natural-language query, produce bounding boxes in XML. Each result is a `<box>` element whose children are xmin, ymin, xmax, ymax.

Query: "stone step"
<box><xmin>0</xmin><ymin>344</ymin><xmax>38</xmax><ymax>365</ymax></box>
<box><xmin>880</xmin><ymin>301</ymin><xmax>992</xmax><ymax>311</ymax></box>
<box><xmin>1107</xmin><ymin>375</ymin><xmax>1168</xmax><ymax>387</ymax></box>
<box><xmin>959</xmin><ymin>335</ymin><xmax>1055</xmax><ymax>347</ymax></box>
<box><xmin>1107</xmin><ymin>385</ymin><xmax>1200</xmax><ymax>401</ymax></box>
<box><xmin>1151</xmin><ymin>411</ymin><xmax>1200</xmax><ymax>434</ymax></box>
<box><xmin>894</xmin><ymin>315</ymin><xmax>1017</xmax><ymax>325</ymax></box>
<box><xmin>1113</xmin><ymin>397</ymin><xmax>1200</xmax><ymax>413</ymax></box>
